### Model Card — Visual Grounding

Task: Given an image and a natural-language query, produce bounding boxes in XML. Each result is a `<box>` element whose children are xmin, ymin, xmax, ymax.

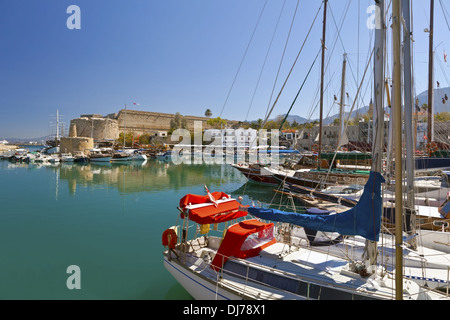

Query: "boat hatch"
<box><xmin>211</xmin><ymin>219</ymin><xmax>276</xmax><ymax>271</ymax></box>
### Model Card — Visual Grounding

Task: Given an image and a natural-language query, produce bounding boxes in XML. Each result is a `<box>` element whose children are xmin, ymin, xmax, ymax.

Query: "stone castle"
<box><xmin>67</xmin><ymin>109</ymin><xmax>232</xmax><ymax>141</ymax></box>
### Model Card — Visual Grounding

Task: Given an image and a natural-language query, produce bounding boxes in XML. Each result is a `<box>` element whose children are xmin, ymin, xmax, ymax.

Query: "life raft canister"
<box><xmin>162</xmin><ymin>228</ymin><xmax>177</xmax><ymax>249</ymax></box>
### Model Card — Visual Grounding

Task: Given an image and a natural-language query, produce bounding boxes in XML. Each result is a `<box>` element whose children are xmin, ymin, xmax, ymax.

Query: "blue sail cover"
<box><xmin>248</xmin><ymin>171</ymin><xmax>385</xmax><ymax>242</ymax></box>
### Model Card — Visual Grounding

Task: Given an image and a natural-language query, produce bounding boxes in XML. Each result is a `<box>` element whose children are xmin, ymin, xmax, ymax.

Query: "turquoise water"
<box><xmin>0</xmin><ymin>155</ymin><xmax>278</xmax><ymax>300</ymax></box>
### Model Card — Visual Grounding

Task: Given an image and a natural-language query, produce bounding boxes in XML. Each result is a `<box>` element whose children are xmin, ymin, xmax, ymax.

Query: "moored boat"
<box><xmin>162</xmin><ymin>185</ymin><xmax>449</xmax><ymax>300</ymax></box>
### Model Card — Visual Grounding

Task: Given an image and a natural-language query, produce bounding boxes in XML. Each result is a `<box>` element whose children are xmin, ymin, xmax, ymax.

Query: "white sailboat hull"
<box><xmin>164</xmin><ymin>258</ymin><xmax>239</xmax><ymax>300</ymax></box>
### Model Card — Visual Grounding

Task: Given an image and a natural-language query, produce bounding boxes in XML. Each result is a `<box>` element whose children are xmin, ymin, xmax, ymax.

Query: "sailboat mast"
<box><xmin>338</xmin><ymin>53</ymin><xmax>347</xmax><ymax>149</ymax></box>
<box><xmin>403</xmin><ymin>0</ymin><xmax>417</xmax><ymax>249</ymax></box>
<box><xmin>318</xmin><ymin>0</ymin><xmax>327</xmax><ymax>165</ymax></box>
<box><xmin>363</xmin><ymin>0</ymin><xmax>385</xmax><ymax>270</ymax></box>
<box><xmin>124</xmin><ymin>104</ymin><xmax>127</xmax><ymax>149</ymax></box>
<box><xmin>427</xmin><ymin>0</ymin><xmax>435</xmax><ymax>146</ymax></box>
<box><xmin>392</xmin><ymin>0</ymin><xmax>404</xmax><ymax>300</ymax></box>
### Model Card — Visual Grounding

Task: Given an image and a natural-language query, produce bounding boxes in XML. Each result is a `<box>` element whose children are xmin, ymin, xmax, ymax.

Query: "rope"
<box><xmin>261</xmin><ymin>2</ymin><xmax>323</xmax><ymax>129</ymax></box>
<box><xmin>245</xmin><ymin>0</ymin><xmax>287</xmax><ymax>122</ymax></box>
<box><xmin>219</xmin><ymin>0</ymin><xmax>268</xmax><ymax>118</ymax></box>
<box><xmin>279</xmin><ymin>48</ymin><xmax>321</xmax><ymax>131</ymax></box>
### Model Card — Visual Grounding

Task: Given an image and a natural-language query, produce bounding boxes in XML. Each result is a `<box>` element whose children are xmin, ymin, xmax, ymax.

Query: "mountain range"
<box><xmin>277</xmin><ymin>86</ymin><xmax>450</xmax><ymax>126</ymax></box>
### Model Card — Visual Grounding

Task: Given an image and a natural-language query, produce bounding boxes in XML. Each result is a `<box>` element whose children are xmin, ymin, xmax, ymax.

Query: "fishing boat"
<box><xmin>89</xmin><ymin>149</ymin><xmax>112</xmax><ymax>162</ymax></box>
<box><xmin>111</xmin><ymin>151</ymin><xmax>132</xmax><ymax>162</ymax></box>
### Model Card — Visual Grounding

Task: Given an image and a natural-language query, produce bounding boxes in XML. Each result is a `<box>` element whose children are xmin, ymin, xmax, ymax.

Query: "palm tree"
<box><xmin>205</xmin><ymin>109</ymin><xmax>212</xmax><ymax>118</ymax></box>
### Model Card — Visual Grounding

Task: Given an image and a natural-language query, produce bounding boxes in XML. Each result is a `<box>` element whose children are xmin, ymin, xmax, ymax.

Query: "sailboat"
<box><xmin>161</xmin><ymin>0</ymin><xmax>449</xmax><ymax>300</ymax></box>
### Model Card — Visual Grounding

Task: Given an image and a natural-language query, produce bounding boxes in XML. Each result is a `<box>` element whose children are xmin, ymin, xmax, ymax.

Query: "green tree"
<box><xmin>207</xmin><ymin>117</ymin><xmax>227</xmax><ymax>129</ymax></box>
<box><xmin>435</xmin><ymin>112</ymin><xmax>450</xmax><ymax>122</ymax></box>
<box><xmin>170</xmin><ymin>112</ymin><xmax>188</xmax><ymax>131</ymax></box>
<box><xmin>291</xmin><ymin>120</ymin><xmax>300</xmax><ymax>129</ymax></box>
<box><xmin>205</xmin><ymin>109</ymin><xmax>212</xmax><ymax>118</ymax></box>
<box><xmin>139</xmin><ymin>134</ymin><xmax>151</xmax><ymax>145</ymax></box>
<box><xmin>118</xmin><ymin>132</ymin><xmax>134</xmax><ymax>147</ymax></box>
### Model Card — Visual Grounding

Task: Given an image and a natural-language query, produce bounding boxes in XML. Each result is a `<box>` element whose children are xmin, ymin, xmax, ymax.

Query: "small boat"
<box><xmin>89</xmin><ymin>149</ymin><xmax>112</xmax><ymax>162</ymax></box>
<box><xmin>131</xmin><ymin>150</ymin><xmax>147</xmax><ymax>161</ymax></box>
<box><xmin>73</xmin><ymin>151</ymin><xmax>89</xmax><ymax>163</ymax></box>
<box><xmin>61</xmin><ymin>153</ymin><xmax>74</xmax><ymax>162</ymax></box>
<box><xmin>156</xmin><ymin>150</ymin><xmax>172</xmax><ymax>160</ymax></box>
<box><xmin>111</xmin><ymin>151</ymin><xmax>132</xmax><ymax>162</ymax></box>
<box><xmin>48</xmin><ymin>154</ymin><xmax>60</xmax><ymax>163</ymax></box>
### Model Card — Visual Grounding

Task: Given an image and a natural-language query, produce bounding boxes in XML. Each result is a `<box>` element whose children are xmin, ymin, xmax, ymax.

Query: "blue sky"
<box><xmin>0</xmin><ymin>0</ymin><xmax>449</xmax><ymax>139</ymax></box>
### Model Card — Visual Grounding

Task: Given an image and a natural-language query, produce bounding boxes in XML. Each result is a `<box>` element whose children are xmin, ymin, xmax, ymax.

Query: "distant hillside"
<box><xmin>4</xmin><ymin>135</ymin><xmax>52</xmax><ymax>144</ymax></box>
<box><xmin>415</xmin><ymin>86</ymin><xmax>450</xmax><ymax>113</ymax></box>
<box><xmin>272</xmin><ymin>87</ymin><xmax>449</xmax><ymax>126</ymax></box>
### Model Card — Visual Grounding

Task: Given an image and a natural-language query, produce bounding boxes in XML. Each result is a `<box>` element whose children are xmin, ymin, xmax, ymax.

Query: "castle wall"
<box><xmin>69</xmin><ymin>109</ymin><xmax>239</xmax><ymax>141</ymax></box>
<box><xmin>116</xmin><ymin>109</ymin><xmax>213</xmax><ymax>135</ymax></box>
<box><xmin>70</xmin><ymin>117</ymin><xmax>119</xmax><ymax>140</ymax></box>
<box><xmin>60</xmin><ymin>137</ymin><xmax>94</xmax><ymax>154</ymax></box>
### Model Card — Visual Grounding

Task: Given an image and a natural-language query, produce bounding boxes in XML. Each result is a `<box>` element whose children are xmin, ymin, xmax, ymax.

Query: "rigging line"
<box><xmin>303</xmin><ymin>0</ymin><xmax>350</xmax><ymax>123</ymax></box>
<box><xmin>439</xmin><ymin>0</ymin><xmax>450</xmax><ymax>32</ymax></box>
<box><xmin>263</xmin><ymin>0</ymin><xmax>302</xmax><ymax>123</ymax></box>
<box><xmin>261</xmin><ymin>1</ymin><xmax>322</xmax><ymax>129</ymax></box>
<box><xmin>328</xmin><ymin>1</ymin><xmax>368</xmax><ymax>111</ymax></box>
<box><xmin>279</xmin><ymin>48</ymin><xmax>322</xmax><ymax>131</ymax></box>
<box><xmin>245</xmin><ymin>0</ymin><xmax>287</xmax><ymax>122</ymax></box>
<box><xmin>218</xmin><ymin>0</ymin><xmax>269</xmax><ymax>118</ymax></box>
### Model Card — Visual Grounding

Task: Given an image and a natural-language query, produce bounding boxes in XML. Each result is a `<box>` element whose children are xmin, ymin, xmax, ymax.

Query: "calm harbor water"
<box><xmin>0</xmin><ymin>152</ymin><xmax>279</xmax><ymax>300</ymax></box>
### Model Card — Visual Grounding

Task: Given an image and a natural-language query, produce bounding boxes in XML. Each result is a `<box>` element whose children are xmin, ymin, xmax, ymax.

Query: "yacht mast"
<box><xmin>427</xmin><ymin>0</ymin><xmax>435</xmax><ymax>147</ymax></box>
<box><xmin>338</xmin><ymin>53</ymin><xmax>347</xmax><ymax>149</ymax></box>
<box><xmin>364</xmin><ymin>0</ymin><xmax>385</xmax><ymax>268</ymax></box>
<box><xmin>392</xmin><ymin>0</ymin><xmax>404</xmax><ymax>300</ymax></box>
<box><xmin>402</xmin><ymin>0</ymin><xmax>417</xmax><ymax>249</ymax></box>
<box><xmin>318</xmin><ymin>0</ymin><xmax>327</xmax><ymax>165</ymax></box>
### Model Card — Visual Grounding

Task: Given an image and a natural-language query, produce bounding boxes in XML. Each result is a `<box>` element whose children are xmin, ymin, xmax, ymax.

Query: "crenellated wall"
<box><xmin>69</xmin><ymin>109</ymin><xmax>239</xmax><ymax>141</ymax></box>
<box><xmin>116</xmin><ymin>109</ymin><xmax>213</xmax><ymax>135</ymax></box>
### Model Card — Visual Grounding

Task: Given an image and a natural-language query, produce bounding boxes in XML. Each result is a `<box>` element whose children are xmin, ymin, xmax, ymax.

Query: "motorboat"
<box><xmin>61</xmin><ymin>153</ymin><xmax>74</xmax><ymax>162</ymax></box>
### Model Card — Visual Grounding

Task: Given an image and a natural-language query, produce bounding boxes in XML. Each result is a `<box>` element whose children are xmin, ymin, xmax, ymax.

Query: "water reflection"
<box><xmin>43</xmin><ymin>159</ymin><xmax>247</xmax><ymax>195</ymax></box>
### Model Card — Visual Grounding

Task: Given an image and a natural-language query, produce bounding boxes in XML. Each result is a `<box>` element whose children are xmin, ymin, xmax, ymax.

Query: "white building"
<box><xmin>203</xmin><ymin>128</ymin><xmax>258</xmax><ymax>148</ymax></box>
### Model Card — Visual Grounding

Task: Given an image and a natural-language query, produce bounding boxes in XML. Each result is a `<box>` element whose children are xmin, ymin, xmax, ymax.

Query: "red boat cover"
<box><xmin>179</xmin><ymin>192</ymin><xmax>247</xmax><ymax>224</ymax></box>
<box><xmin>211</xmin><ymin>219</ymin><xmax>276</xmax><ymax>271</ymax></box>
<box><xmin>180</xmin><ymin>192</ymin><xmax>231</xmax><ymax>209</ymax></box>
